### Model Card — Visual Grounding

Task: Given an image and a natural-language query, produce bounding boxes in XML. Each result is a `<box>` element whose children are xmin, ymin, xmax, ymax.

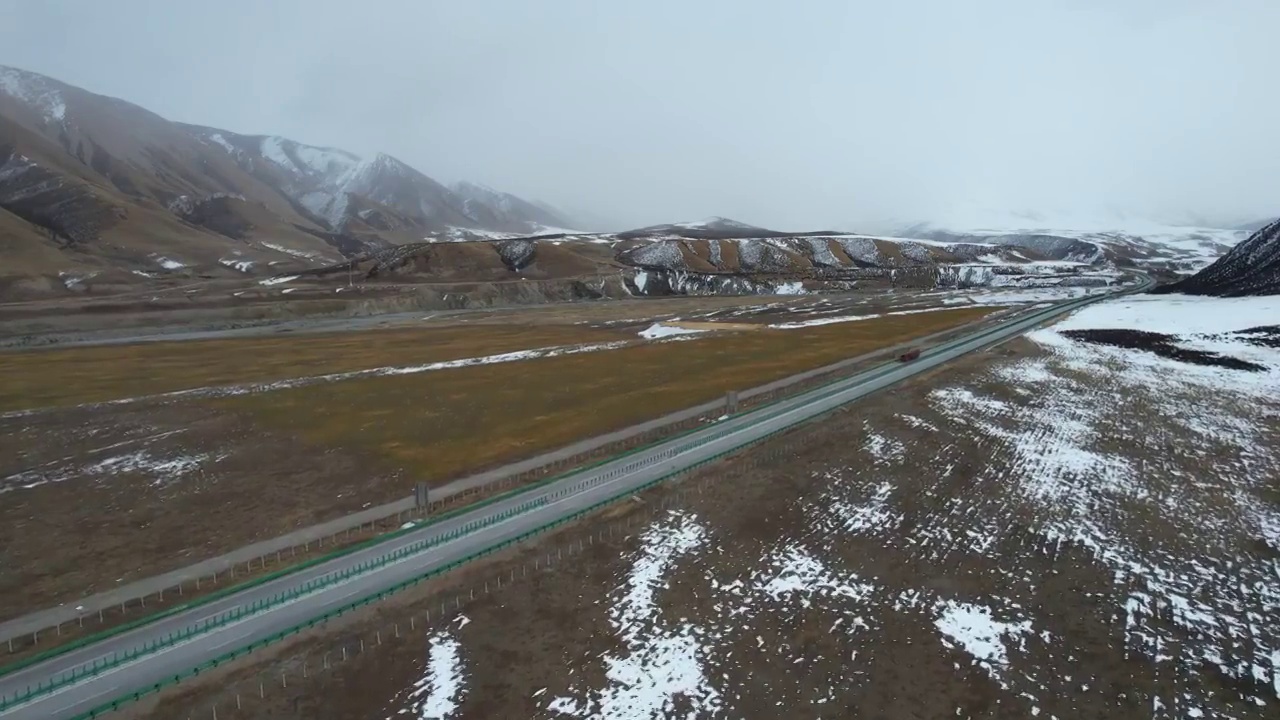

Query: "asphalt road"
<box><xmin>0</xmin><ymin>297</ymin><xmax>1017</xmax><ymax>647</ymax></box>
<box><xmin>0</xmin><ymin>279</ymin><xmax>1151</xmax><ymax>719</ymax></box>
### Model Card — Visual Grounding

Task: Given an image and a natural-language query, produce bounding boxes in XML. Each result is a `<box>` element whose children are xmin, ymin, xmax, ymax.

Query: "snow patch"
<box><xmin>219</xmin><ymin>258</ymin><xmax>254</xmax><ymax>273</ymax></box>
<box><xmin>934</xmin><ymin>602</ymin><xmax>1033</xmax><ymax>682</ymax></box>
<box><xmin>2</xmin><ymin>440</ymin><xmax>217</xmax><ymax>494</ymax></box>
<box><xmin>59</xmin><ymin>271</ymin><xmax>97</xmax><ymax>289</ymax></box>
<box><xmin>0</xmin><ymin>67</ymin><xmax>66</xmax><ymax>123</ymax></box>
<box><xmin>1054</xmin><ymin>293</ymin><xmax>1280</xmax><ymax>335</ymax></box>
<box><xmin>638</xmin><ymin>323</ymin><xmax>706</xmax><ymax>340</ymax></box>
<box><xmin>206</xmin><ymin>133</ymin><xmax>236</xmax><ymax>154</ymax></box>
<box><xmin>260</xmin><ymin>242</ymin><xmax>325</xmax><ymax>261</ymax></box>
<box><xmin>548</xmin><ymin>512</ymin><xmax>721</xmax><ymax>717</ymax></box>
<box><xmin>758</xmin><ymin>545</ymin><xmax>878</xmax><ymax>603</ymax></box>
<box><xmin>153</xmin><ymin>256</ymin><xmax>186</xmax><ymax>270</ymax></box>
<box><xmin>769</xmin><ymin>306</ymin><xmax>960</xmax><ymax>330</ymax></box>
<box><xmin>390</xmin><ymin>631</ymin><xmax>466</xmax><ymax>720</ymax></box>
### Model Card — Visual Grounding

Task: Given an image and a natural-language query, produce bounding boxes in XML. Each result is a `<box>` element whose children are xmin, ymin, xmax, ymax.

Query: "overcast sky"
<box><xmin>2</xmin><ymin>0</ymin><xmax>1277</xmax><ymax>231</ymax></box>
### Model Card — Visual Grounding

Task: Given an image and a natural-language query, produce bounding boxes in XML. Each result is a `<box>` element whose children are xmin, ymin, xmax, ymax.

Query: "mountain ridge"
<box><xmin>1155</xmin><ymin>218</ymin><xmax>1280</xmax><ymax>297</ymax></box>
<box><xmin>0</xmin><ymin>63</ymin><xmax>575</xmax><ymax>292</ymax></box>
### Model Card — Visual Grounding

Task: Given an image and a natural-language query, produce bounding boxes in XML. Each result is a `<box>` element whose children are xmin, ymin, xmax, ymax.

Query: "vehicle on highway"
<box><xmin>898</xmin><ymin>347</ymin><xmax>922</xmax><ymax>362</ymax></box>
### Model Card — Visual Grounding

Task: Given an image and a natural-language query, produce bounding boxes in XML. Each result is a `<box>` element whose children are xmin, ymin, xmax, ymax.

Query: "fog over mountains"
<box><xmin>2</xmin><ymin>1</ymin><xmax>1277</xmax><ymax>232</ymax></box>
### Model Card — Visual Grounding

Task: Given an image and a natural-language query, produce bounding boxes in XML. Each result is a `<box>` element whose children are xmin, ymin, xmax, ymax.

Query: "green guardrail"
<box><xmin>6</xmin><ymin>290</ymin><xmax>1105</xmax><ymax>701</ymax></box>
<box><xmin>0</xmin><ymin>386</ymin><xmax>749</xmax><ymax>682</ymax></box>
<box><xmin>63</xmin><ymin>418</ymin><xmax>831</xmax><ymax>720</ymax></box>
<box><xmin>0</xmin><ymin>292</ymin><xmax>1067</xmax><ymax>686</ymax></box>
<box><xmin>9</xmin><ymin>287</ymin><xmax>1129</xmax><ymax>716</ymax></box>
<box><xmin>0</xmin><ymin>495</ymin><xmax>549</xmax><ymax>713</ymax></box>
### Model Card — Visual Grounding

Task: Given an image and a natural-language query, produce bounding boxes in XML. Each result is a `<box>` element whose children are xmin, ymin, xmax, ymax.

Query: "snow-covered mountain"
<box><xmin>450</xmin><ymin>181</ymin><xmax>574</xmax><ymax>234</ymax></box>
<box><xmin>1156</xmin><ymin>218</ymin><xmax>1280</xmax><ymax>297</ymax></box>
<box><xmin>177</xmin><ymin>127</ymin><xmax>573</xmax><ymax>237</ymax></box>
<box><xmin>0</xmin><ymin>63</ymin><xmax>576</xmax><ymax>294</ymax></box>
<box><xmin>892</xmin><ymin>214</ymin><xmax>1249</xmax><ymax>274</ymax></box>
<box><xmin>0</xmin><ymin>66</ymin><xmax>67</xmax><ymax>125</ymax></box>
<box><xmin>617</xmin><ymin>217</ymin><xmax>801</xmax><ymax>240</ymax></box>
<box><xmin>1234</xmin><ymin>216</ymin><xmax>1279</xmax><ymax>234</ymax></box>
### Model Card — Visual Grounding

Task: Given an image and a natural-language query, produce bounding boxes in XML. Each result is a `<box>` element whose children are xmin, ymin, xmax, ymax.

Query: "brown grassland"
<box><xmin>215</xmin><ymin>307</ymin><xmax>992</xmax><ymax>487</ymax></box>
<box><xmin>0</xmin><ymin>305</ymin><xmax>989</xmax><ymax>625</ymax></box>
<box><xmin>0</xmin><ymin>324</ymin><xmax>629</xmax><ymax>413</ymax></box>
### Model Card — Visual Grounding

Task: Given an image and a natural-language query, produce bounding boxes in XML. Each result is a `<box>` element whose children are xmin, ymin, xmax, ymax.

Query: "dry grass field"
<box><xmin>216</xmin><ymin>307</ymin><xmax>992</xmax><ymax>485</ymax></box>
<box><xmin>0</xmin><ymin>304</ymin><xmax>990</xmax><ymax>620</ymax></box>
<box><xmin>0</xmin><ymin>324</ymin><xmax>631</xmax><ymax>413</ymax></box>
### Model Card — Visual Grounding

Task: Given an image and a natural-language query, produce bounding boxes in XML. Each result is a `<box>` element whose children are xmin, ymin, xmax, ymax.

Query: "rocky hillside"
<box><xmin>269</xmin><ymin>217</ymin><xmax>1126</xmax><ymax>300</ymax></box>
<box><xmin>1154</xmin><ymin>218</ymin><xmax>1280</xmax><ymax>297</ymax></box>
<box><xmin>604</xmin><ymin>222</ymin><xmax>1124</xmax><ymax>295</ymax></box>
<box><xmin>0</xmin><ymin>64</ymin><xmax>573</xmax><ymax>297</ymax></box>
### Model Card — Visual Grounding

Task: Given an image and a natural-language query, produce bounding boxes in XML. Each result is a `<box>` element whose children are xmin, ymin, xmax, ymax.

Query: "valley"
<box><xmin>2</xmin><ymin>36</ymin><xmax>1278</xmax><ymax>720</ymax></box>
<box><xmin>0</xmin><ymin>62</ymin><xmax>1250</xmax><ymax>313</ymax></box>
<box><xmin>125</xmin><ymin>290</ymin><xmax>1280</xmax><ymax>720</ymax></box>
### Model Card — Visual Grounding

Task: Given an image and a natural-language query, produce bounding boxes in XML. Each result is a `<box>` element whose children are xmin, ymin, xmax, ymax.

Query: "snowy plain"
<box><xmin>1051</xmin><ymin>293</ymin><xmax>1280</xmax><ymax>334</ymax></box>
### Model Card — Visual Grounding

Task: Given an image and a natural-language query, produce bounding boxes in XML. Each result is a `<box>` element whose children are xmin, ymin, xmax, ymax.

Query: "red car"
<box><xmin>898</xmin><ymin>347</ymin><xmax>921</xmax><ymax>363</ymax></box>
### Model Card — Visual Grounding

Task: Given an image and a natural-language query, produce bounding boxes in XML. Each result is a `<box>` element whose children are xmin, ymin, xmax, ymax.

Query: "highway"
<box><xmin>0</xmin><ymin>278</ymin><xmax>1151</xmax><ymax>719</ymax></box>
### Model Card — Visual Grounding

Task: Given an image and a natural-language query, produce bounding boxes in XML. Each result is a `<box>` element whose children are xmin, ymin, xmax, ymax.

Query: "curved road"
<box><xmin>0</xmin><ymin>278</ymin><xmax>1152</xmax><ymax>719</ymax></box>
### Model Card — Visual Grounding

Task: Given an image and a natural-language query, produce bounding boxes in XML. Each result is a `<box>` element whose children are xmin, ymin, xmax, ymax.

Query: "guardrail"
<box><xmin>1</xmin><ymin>297</ymin><xmax>1059</xmax><ymax>687</ymax></box>
<box><xmin>9</xmin><ymin>286</ymin><xmax>1127</xmax><ymax>718</ymax></box>
<box><xmin>62</xmin><ymin>411</ymin><xmax>851</xmax><ymax>720</ymax></box>
<box><xmin>0</xmin><ymin>497</ymin><xmax>549</xmax><ymax>713</ymax></box>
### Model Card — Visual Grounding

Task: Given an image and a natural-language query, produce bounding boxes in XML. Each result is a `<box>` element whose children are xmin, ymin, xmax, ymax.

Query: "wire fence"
<box><xmin>0</xmin><ymin>498</ymin><xmax>556</xmax><ymax>712</ymax></box>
